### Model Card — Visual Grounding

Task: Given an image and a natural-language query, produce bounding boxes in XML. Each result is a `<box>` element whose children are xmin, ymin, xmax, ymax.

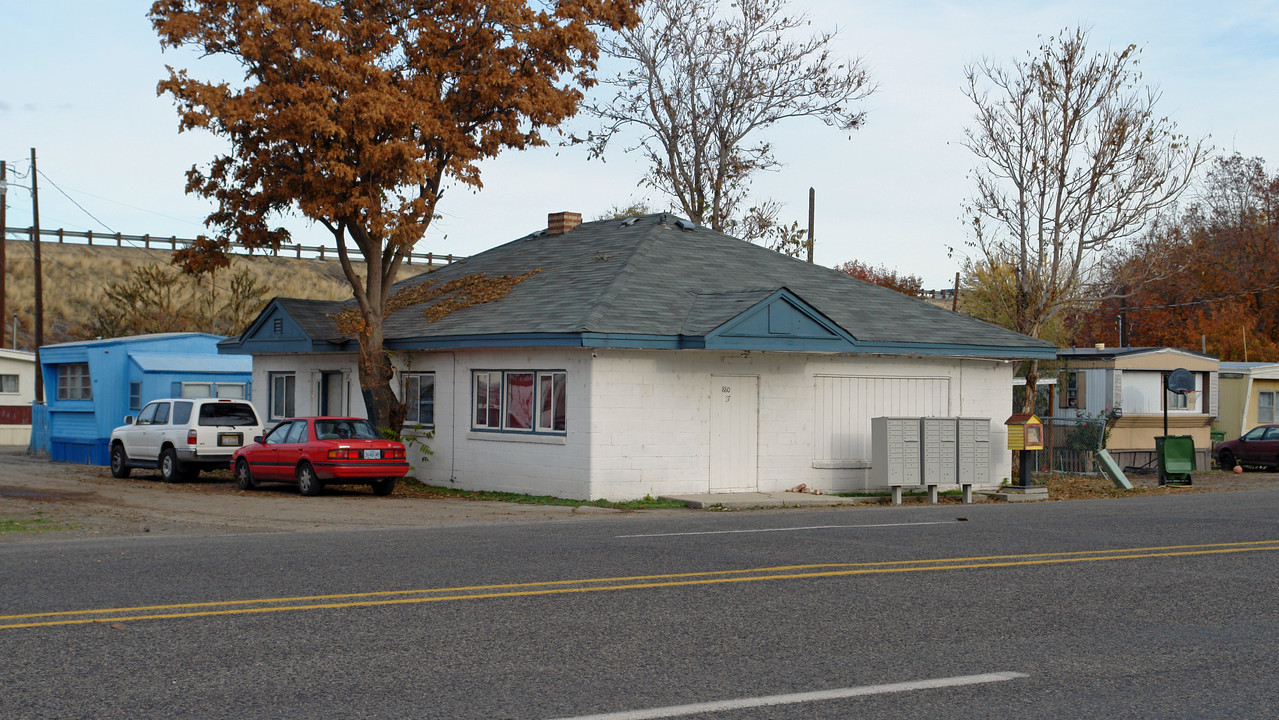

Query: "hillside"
<box><xmin>2</xmin><ymin>240</ymin><xmax>425</xmax><ymax>349</ymax></box>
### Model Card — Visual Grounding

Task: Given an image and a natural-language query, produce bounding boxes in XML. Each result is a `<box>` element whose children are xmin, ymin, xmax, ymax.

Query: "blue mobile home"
<box><xmin>37</xmin><ymin>333</ymin><xmax>253</xmax><ymax>464</ymax></box>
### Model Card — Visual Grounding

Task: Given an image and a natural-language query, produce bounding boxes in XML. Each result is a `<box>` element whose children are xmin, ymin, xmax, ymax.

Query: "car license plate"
<box><xmin>364</xmin><ymin>449</ymin><xmax>382</xmax><ymax>460</ymax></box>
<box><xmin>218</xmin><ymin>433</ymin><xmax>242</xmax><ymax>447</ymax></box>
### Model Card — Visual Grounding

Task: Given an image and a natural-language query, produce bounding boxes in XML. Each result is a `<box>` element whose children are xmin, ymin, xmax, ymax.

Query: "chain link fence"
<box><xmin>1026</xmin><ymin>416</ymin><xmax>1112</xmax><ymax>475</ymax></box>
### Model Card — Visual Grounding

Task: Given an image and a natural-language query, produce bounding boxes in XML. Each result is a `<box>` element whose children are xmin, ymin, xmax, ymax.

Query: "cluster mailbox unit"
<box><xmin>872</xmin><ymin>416</ymin><xmax>991</xmax><ymax>504</ymax></box>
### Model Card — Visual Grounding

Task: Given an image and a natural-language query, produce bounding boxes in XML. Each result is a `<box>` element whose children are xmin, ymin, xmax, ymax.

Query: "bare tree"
<box><xmin>578</xmin><ymin>0</ymin><xmax>874</xmax><ymax>249</ymax></box>
<box><xmin>961</xmin><ymin>27</ymin><xmax>1206</xmax><ymax>406</ymax></box>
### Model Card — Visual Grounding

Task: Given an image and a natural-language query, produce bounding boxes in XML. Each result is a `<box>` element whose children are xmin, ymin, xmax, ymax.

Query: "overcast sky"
<box><xmin>3</xmin><ymin>1</ymin><xmax>1277</xmax><ymax>288</ymax></box>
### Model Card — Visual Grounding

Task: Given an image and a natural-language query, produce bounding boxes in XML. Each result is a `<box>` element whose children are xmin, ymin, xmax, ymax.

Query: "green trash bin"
<box><xmin>1156</xmin><ymin>435</ymin><xmax>1195</xmax><ymax>486</ymax></box>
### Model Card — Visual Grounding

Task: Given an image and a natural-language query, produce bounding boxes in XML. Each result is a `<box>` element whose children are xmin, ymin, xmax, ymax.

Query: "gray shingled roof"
<box><xmin>256</xmin><ymin>214</ymin><xmax>1055</xmax><ymax>356</ymax></box>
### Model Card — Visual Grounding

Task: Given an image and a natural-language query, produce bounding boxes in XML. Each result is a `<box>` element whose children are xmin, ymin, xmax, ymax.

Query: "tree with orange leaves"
<box><xmin>150</xmin><ymin>0</ymin><xmax>640</xmax><ymax>431</ymax></box>
<box><xmin>834</xmin><ymin>260</ymin><xmax>922</xmax><ymax>298</ymax></box>
<box><xmin>1069</xmin><ymin>154</ymin><xmax>1279</xmax><ymax>361</ymax></box>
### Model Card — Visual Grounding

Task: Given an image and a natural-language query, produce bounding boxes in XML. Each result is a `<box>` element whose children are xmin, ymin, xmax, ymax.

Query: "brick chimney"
<box><xmin>547</xmin><ymin>211</ymin><xmax>582</xmax><ymax>235</ymax></box>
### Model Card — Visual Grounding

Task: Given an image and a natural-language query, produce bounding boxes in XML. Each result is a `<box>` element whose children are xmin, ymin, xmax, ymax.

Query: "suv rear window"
<box><xmin>199</xmin><ymin>402</ymin><xmax>259</xmax><ymax>427</ymax></box>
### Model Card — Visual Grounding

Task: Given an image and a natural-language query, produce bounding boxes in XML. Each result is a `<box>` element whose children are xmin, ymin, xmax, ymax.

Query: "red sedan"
<box><xmin>231</xmin><ymin>417</ymin><xmax>410</xmax><ymax>496</ymax></box>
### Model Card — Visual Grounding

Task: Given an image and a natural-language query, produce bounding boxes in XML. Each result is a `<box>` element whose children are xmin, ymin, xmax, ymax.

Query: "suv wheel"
<box><xmin>371</xmin><ymin>478</ymin><xmax>396</xmax><ymax>496</ymax></box>
<box><xmin>109</xmin><ymin>443</ymin><xmax>131</xmax><ymax>479</ymax></box>
<box><xmin>160</xmin><ymin>448</ymin><xmax>189</xmax><ymax>483</ymax></box>
<box><xmin>234</xmin><ymin>459</ymin><xmax>257</xmax><ymax>491</ymax></box>
<box><xmin>297</xmin><ymin>462</ymin><xmax>323</xmax><ymax>497</ymax></box>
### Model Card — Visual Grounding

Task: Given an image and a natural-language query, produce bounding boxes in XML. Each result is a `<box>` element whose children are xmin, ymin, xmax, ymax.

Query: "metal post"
<box><xmin>1018</xmin><ymin>449</ymin><xmax>1033</xmax><ymax>488</ymax></box>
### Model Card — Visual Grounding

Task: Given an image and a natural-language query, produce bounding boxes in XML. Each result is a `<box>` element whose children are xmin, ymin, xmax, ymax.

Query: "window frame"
<box><xmin>1259</xmin><ymin>391</ymin><xmax>1276</xmax><ymax>424</ymax></box>
<box><xmin>402</xmin><ymin>372</ymin><xmax>436</xmax><ymax>428</ymax></box>
<box><xmin>181</xmin><ymin>381</ymin><xmax>214</xmax><ymax>399</ymax></box>
<box><xmin>215</xmin><ymin>382</ymin><xmax>246</xmax><ymax>400</ymax></box>
<box><xmin>472</xmin><ymin>369</ymin><xmax>567</xmax><ymax>435</ymax></box>
<box><xmin>0</xmin><ymin>374</ymin><xmax>18</xmax><ymax>394</ymax></box>
<box><xmin>57</xmin><ymin>363</ymin><xmax>92</xmax><ymax>401</ymax></box>
<box><xmin>269</xmin><ymin>372</ymin><xmax>296</xmax><ymax>421</ymax></box>
<box><xmin>537</xmin><ymin>371</ymin><xmax>567</xmax><ymax>432</ymax></box>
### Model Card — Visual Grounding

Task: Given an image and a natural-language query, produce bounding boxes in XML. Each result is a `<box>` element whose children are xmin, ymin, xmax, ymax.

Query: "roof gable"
<box><xmin>699</xmin><ymin>289</ymin><xmax>855</xmax><ymax>352</ymax></box>
<box><xmin>224</xmin><ymin>298</ymin><xmax>352</xmax><ymax>354</ymax></box>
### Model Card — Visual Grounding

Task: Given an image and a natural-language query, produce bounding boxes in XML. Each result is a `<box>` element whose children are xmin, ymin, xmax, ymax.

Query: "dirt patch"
<box><xmin>0</xmin><ymin>449</ymin><xmax>647</xmax><ymax>542</ymax></box>
<box><xmin>1038</xmin><ymin>468</ymin><xmax>1279</xmax><ymax>500</ymax></box>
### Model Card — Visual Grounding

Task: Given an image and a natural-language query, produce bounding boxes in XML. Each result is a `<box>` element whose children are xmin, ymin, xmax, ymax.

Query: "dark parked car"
<box><xmin>1215</xmin><ymin>424</ymin><xmax>1279</xmax><ymax>471</ymax></box>
<box><xmin>231</xmin><ymin>417</ymin><xmax>410</xmax><ymax>496</ymax></box>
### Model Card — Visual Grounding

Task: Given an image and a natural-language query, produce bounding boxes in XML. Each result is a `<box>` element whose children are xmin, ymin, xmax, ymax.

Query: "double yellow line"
<box><xmin>4</xmin><ymin>540</ymin><xmax>1277</xmax><ymax>631</ymax></box>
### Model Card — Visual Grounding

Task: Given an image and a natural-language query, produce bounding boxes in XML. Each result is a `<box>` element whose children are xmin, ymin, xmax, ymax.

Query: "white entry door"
<box><xmin>710</xmin><ymin>375</ymin><xmax>759</xmax><ymax>492</ymax></box>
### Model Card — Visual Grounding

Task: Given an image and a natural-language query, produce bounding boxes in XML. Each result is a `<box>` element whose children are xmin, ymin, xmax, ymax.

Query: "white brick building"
<box><xmin>226</xmin><ymin>213</ymin><xmax>1056</xmax><ymax>500</ymax></box>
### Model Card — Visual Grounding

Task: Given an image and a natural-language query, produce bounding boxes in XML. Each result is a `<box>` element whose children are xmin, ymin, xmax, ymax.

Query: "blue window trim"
<box><xmin>471</xmin><ymin>368</ymin><xmax>567</xmax><ymax>436</ymax></box>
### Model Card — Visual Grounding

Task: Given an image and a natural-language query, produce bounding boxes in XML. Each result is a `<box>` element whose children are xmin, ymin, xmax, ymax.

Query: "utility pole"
<box><xmin>0</xmin><ymin>159</ymin><xmax>6</xmax><ymax>350</ymax></box>
<box><xmin>806</xmin><ymin>187</ymin><xmax>815</xmax><ymax>264</ymax></box>
<box><xmin>31</xmin><ymin>149</ymin><xmax>44</xmax><ymax>402</ymax></box>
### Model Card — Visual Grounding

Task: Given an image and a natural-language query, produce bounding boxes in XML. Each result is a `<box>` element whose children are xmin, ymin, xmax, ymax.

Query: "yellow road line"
<box><xmin>4</xmin><ymin>540</ymin><xmax>1277</xmax><ymax>630</ymax></box>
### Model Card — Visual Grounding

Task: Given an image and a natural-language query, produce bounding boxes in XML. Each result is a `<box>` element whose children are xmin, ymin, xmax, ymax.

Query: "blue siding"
<box><xmin>51</xmin><ymin>438</ymin><xmax>109</xmax><ymax>465</ymax></box>
<box><xmin>36</xmin><ymin>333</ymin><xmax>254</xmax><ymax>461</ymax></box>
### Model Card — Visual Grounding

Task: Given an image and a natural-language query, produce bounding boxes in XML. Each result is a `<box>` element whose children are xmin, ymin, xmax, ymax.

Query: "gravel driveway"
<box><xmin>0</xmin><ymin>448</ymin><xmax>634</xmax><ymax>541</ymax></box>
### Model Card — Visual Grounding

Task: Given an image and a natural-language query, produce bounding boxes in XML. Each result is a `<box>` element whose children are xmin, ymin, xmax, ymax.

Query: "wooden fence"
<box><xmin>2</xmin><ymin>226</ymin><xmax>464</xmax><ymax>267</ymax></box>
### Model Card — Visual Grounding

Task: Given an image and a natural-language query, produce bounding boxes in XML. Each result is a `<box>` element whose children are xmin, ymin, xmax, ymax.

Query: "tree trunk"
<box><xmin>356</xmin><ymin>319</ymin><xmax>404</xmax><ymax>434</ymax></box>
<box><xmin>1021</xmin><ymin>359</ymin><xmax>1040</xmax><ymax>415</ymax></box>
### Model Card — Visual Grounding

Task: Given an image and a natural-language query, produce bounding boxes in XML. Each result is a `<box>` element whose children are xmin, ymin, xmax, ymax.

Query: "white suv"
<box><xmin>109</xmin><ymin>398</ymin><xmax>264</xmax><ymax>482</ymax></box>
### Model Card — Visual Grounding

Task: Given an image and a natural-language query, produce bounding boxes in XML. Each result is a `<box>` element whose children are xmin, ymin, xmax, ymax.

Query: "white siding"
<box><xmin>814</xmin><ymin>376</ymin><xmax>949</xmax><ymax>463</ymax></box>
<box><xmin>1122</xmin><ymin>369</ymin><xmax>1203</xmax><ymax>414</ymax></box>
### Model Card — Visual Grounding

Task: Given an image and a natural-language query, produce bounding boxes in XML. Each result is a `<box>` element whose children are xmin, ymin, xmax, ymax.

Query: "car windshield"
<box><xmin>199</xmin><ymin>403</ymin><xmax>259</xmax><ymax>427</ymax></box>
<box><xmin>314</xmin><ymin>419</ymin><xmax>381</xmax><ymax>441</ymax></box>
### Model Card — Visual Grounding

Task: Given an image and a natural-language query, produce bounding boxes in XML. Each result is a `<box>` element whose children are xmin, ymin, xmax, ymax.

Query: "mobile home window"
<box><xmin>1260</xmin><ymin>391</ymin><xmax>1276</xmax><ymax>424</ymax></box>
<box><xmin>181</xmin><ymin>382</ymin><xmax>213</xmax><ymax>398</ymax></box>
<box><xmin>1</xmin><ymin>374</ymin><xmax>20</xmax><ymax>394</ymax></box>
<box><xmin>57</xmin><ymin>363</ymin><xmax>92</xmax><ymax>401</ymax></box>
<box><xmin>129</xmin><ymin>382</ymin><xmax>142</xmax><ymax>410</ymax></box>
<box><xmin>216</xmin><ymin>383</ymin><xmax>246</xmax><ymax>399</ymax></box>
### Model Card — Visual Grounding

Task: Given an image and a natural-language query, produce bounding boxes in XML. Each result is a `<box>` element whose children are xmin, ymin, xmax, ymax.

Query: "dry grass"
<box><xmin>2</xmin><ymin>240</ymin><xmax>422</xmax><ymax>347</ymax></box>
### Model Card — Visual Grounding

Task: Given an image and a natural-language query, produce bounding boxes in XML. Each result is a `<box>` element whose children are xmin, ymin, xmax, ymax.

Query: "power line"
<box><xmin>1093</xmin><ymin>282</ymin><xmax>1279</xmax><ymax>313</ymax></box>
<box><xmin>36</xmin><ymin>170</ymin><xmax>117</xmax><ymax>234</ymax></box>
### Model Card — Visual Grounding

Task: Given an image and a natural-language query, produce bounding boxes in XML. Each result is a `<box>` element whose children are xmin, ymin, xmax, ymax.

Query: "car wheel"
<box><xmin>160</xmin><ymin>448</ymin><xmax>189</xmax><ymax>483</ymax></box>
<box><xmin>109</xmin><ymin>443</ymin><xmax>131</xmax><ymax>479</ymax></box>
<box><xmin>296</xmin><ymin>462</ymin><xmax>323</xmax><ymax>497</ymax></box>
<box><xmin>1218</xmin><ymin>450</ymin><xmax>1236</xmax><ymax>471</ymax></box>
<box><xmin>234</xmin><ymin>459</ymin><xmax>257</xmax><ymax>491</ymax></box>
<box><xmin>371</xmin><ymin>478</ymin><xmax>396</xmax><ymax>496</ymax></box>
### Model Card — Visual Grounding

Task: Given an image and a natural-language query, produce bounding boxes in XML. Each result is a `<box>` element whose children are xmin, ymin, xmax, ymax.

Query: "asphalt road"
<box><xmin>3</xmin><ymin>489</ymin><xmax>1278</xmax><ymax>719</ymax></box>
